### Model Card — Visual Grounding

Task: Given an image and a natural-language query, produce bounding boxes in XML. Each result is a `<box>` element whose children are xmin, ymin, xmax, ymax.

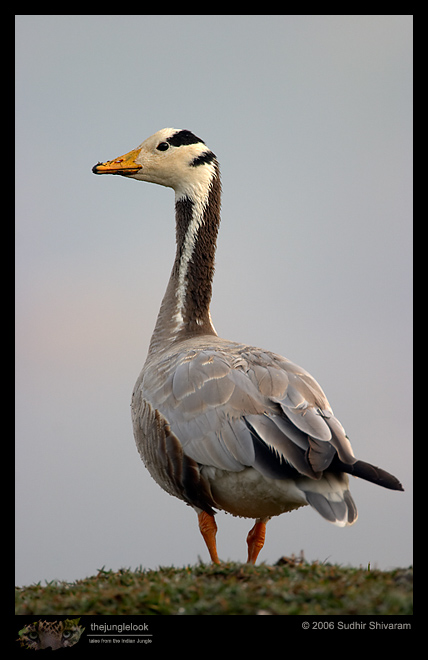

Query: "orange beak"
<box><xmin>92</xmin><ymin>147</ymin><xmax>141</xmax><ymax>176</ymax></box>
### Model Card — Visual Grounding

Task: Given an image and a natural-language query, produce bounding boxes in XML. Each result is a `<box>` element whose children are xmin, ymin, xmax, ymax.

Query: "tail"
<box><xmin>300</xmin><ymin>460</ymin><xmax>403</xmax><ymax>528</ymax></box>
<box><xmin>333</xmin><ymin>457</ymin><xmax>404</xmax><ymax>491</ymax></box>
<box><xmin>300</xmin><ymin>473</ymin><xmax>358</xmax><ymax>526</ymax></box>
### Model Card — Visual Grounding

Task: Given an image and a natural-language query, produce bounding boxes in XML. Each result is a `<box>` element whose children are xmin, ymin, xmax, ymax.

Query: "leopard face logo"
<box><xmin>17</xmin><ymin>618</ymin><xmax>84</xmax><ymax>650</ymax></box>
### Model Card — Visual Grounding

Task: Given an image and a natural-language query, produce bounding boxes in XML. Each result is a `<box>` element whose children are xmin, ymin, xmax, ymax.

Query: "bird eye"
<box><xmin>156</xmin><ymin>142</ymin><xmax>169</xmax><ymax>151</ymax></box>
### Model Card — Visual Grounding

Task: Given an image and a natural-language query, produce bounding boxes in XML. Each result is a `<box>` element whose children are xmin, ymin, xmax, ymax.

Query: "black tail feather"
<box><xmin>332</xmin><ymin>457</ymin><xmax>404</xmax><ymax>491</ymax></box>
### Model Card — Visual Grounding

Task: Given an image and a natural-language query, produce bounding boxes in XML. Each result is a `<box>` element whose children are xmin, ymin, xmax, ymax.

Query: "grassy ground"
<box><xmin>15</xmin><ymin>558</ymin><xmax>412</xmax><ymax>616</ymax></box>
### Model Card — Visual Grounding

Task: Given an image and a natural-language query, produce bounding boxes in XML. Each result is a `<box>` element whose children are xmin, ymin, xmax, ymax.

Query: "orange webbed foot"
<box><xmin>198</xmin><ymin>511</ymin><xmax>220</xmax><ymax>564</ymax></box>
<box><xmin>246</xmin><ymin>519</ymin><xmax>268</xmax><ymax>564</ymax></box>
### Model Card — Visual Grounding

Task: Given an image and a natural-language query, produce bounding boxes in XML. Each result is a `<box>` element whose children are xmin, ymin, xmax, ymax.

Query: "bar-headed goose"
<box><xmin>93</xmin><ymin>128</ymin><xmax>403</xmax><ymax>564</ymax></box>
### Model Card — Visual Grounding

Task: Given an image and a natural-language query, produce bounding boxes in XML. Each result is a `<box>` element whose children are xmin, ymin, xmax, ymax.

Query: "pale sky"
<box><xmin>16</xmin><ymin>15</ymin><xmax>412</xmax><ymax>586</ymax></box>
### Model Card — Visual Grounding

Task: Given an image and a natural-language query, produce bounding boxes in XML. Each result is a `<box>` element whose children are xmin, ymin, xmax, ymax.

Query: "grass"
<box><xmin>15</xmin><ymin>558</ymin><xmax>412</xmax><ymax>616</ymax></box>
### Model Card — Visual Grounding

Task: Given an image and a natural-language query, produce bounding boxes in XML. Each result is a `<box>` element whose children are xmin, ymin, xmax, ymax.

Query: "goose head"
<box><xmin>92</xmin><ymin>128</ymin><xmax>217</xmax><ymax>199</ymax></box>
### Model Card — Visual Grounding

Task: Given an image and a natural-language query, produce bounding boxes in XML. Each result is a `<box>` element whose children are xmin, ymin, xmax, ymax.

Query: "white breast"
<box><xmin>202</xmin><ymin>465</ymin><xmax>308</xmax><ymax>519</ymax></box>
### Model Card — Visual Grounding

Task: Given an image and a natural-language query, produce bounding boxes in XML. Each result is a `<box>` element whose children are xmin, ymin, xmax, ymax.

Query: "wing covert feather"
<box><xmin>138</xmin><ymin>343</ymin><xmax>355</xmax><ymax>479</ymax></box>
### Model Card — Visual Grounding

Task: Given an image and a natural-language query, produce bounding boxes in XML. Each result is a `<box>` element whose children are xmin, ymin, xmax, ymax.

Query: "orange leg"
<box><xmin>246</xmin><ymin>519</ymin><xmax>268</xmax><ymax>564</ymax></box>
<box><xmin>198</xmin><ymin>511</ymin><xmax>220</xmax><ymax>564</ymax></box>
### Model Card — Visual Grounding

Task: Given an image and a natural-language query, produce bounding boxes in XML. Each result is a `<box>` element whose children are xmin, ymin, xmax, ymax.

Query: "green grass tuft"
<box><xmin>15</xmin><ymin>561</ymin><xmax>413</xmax><ymax>616</ymax></box>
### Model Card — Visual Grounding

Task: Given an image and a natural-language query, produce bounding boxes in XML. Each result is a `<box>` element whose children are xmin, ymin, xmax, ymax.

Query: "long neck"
<box><xmin>147</xmin><ymin>163</ymin><xmax>221</xmax><ymax>355</ymax></box>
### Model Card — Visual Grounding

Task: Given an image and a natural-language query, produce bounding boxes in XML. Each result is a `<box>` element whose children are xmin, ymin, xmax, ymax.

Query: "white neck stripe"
<box><xmin>173</xmin><ymin>163</ymin><xmax>216</xmax><ymax>326</ymax></box>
